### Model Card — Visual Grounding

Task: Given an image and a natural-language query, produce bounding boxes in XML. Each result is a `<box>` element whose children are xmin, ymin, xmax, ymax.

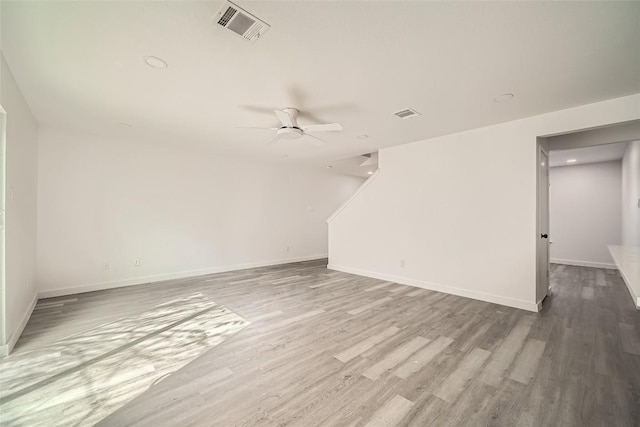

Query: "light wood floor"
<box><xmin>1</xmin><ymin>260</ymin><xmax>639</xmax><ymax>426</ymax></box>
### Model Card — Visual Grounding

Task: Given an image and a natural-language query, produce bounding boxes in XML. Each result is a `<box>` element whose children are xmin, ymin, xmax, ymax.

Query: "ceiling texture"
<box><xmin>2</xmin><ymin>1</ymin><xmax>639</xmax><ymax>168</ymax></box>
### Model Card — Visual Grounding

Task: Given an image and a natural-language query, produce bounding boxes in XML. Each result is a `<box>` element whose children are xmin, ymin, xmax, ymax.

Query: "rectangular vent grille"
<box><xmin>394</xmin><ymin>108</ymin><xmax>421</xmax><ymax>119</ymax></box>
<box><xmin>214</xmin><ymin>1</ymin><xmax>270</xmax><ymax>44</ymax></box>
<box><xmin>218</xmin><ymin>7</ymin><xmax>237</xmax><ymax>27</ymax></box>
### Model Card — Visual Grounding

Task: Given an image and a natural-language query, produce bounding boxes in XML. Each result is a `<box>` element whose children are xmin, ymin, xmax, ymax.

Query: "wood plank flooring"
<box><xmin>1</xmin><ymin>261</ymin><xmax>639</xmax><ymax>426</ymax></box>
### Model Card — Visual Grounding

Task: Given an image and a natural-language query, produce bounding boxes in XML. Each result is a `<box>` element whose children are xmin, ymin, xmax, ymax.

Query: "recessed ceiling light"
<box><xmin>567</xmin><ymin>159</ymin><xmax>577</xmax><ymax>163</ymax></box>
<box><xmin>494</xmin><ymin>93</ymin><xmax>514</xmax><ymax>102</ymax></box>
<box><xmin>143</xmin><ymin>56</ymin><xmax>168</xmax><ymax>69</ymax></box>
<box><xmin>115</xmin><ymin>122</ymin><xmax>131</xmax><ymax>129</ymax></box>
<box><xmin>367</xmin><ymin>171</ymin><xmax>373</xmax><ymax>175</ymax></box>
<box><xmin>357</xmin><ymin>135</ymin><xmax>369</xmax><ymax>140</ymax></box>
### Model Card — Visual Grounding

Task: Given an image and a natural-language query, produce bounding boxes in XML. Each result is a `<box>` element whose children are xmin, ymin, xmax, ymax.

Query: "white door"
<box><xmin>537</xmin><ymin>147</ymin><xmax>550</xmax><ymax>306</ymax></box>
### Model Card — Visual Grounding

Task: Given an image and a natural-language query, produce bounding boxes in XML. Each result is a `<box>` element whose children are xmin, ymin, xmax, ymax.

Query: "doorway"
<box><xmin>537</xmin><ymin>119</ymin><xmax>640</xmax><ymax>310</ymax></box>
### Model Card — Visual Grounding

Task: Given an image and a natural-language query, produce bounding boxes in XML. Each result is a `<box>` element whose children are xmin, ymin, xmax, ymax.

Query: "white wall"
<box><xmin>549</xmin><ymin>161</ymin><xmax>621</xmax><ymax>268</ymax></box>
<box><xmin>622</xmin><ymin>140</ymin><xmax>640</xmax><ymax>247</ymax></box>
<box><xmin>36</xmin><ymin>128</ymin><xmax>363</xmax><ymax>297</ymax></box>
<box><xmin>328</xmin><ymin>94</ymin><xmax>640</xmax><ymax>312</ymax></box>
<box><xmin>0</xmin><ymin>54</ymin><xmax>38</xmax><ymax>353</ymax></box>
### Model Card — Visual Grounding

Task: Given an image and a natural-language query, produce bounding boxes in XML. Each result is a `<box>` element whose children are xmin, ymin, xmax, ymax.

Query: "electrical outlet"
<box><xmin>135</xmin><ymin>258</ymin><xmax>141</xmax><ymax>267</ymax></box>
<box><xmin>400</xmin><ymin>259</ymin><xmax>405</xmax><ymax>268</ymax></box>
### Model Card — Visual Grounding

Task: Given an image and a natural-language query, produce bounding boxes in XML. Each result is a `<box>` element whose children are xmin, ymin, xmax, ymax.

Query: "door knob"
<box><xmin>541</xmin><ymin>234</ymin><xmax>548</xmax><ymax>239</ymax></box>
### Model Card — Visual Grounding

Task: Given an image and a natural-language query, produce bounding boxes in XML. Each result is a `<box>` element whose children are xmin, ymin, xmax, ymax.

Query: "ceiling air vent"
<box><xmin>394</xmin><ymin>108</ymin><xmax>421</xmax><ymax>119</ymax></box>
<box><xmin>214</xmin><ymin>1</ymin><xmax>270</xmax><ymax>43</ymax></box>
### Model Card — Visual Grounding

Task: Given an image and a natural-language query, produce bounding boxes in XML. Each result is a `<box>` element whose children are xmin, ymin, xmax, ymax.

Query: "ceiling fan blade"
<box><xmin>304</xmin><ymin>133</ymin><xmax>326</xmax><ymax>146</ymax></box>
<box><xmin>266</xmin><ymin>134</ymin><xmax>281</xmax><ymax>145</ymax></box>
<box><xmin>297</xmin><ymin>110</ymin><xmax>327</xmax><ymax>124</ymax></box>
<box><xmin>234</xmin><ymin>126</ymin><xmax>279</xmax><ymax>130</ymax></box>
<box><xmin>274</xmin><ymin>109</ymin><xmax>294</xmax><ymax>127</ymax></box>
<box><xmin>239</xmin><ymin>105</ymin><xmax>276</xmax><ymax>114</ymax></box>
<box><xmin>311</xmin><ymin>102</ymin><xmax>357</xmax><ymax>114</ymax></box>
<box><xmin>301</xmin><ymin>123</ymin><xmax>343</xmax><ymax>133</ymax></box>
<box><xmin>286</xmin><ymin>85</ymin><xmax>307</xmax><ymax>110</ymax></box>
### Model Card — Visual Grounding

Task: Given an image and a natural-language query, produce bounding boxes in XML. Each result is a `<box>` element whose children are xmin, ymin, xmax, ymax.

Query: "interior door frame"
<box><xmin>536</xmin><ymin>142</ymin><xmax>550</xmax><ymax>309</ymax></box>
<box><xmin>0</xmin><ymin>105</ymin><xmax>6</xmax><ymax>348</ymax></box>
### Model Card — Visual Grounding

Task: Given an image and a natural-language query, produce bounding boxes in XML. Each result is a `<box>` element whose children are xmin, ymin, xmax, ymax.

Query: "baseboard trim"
<box><xmin>38</xmin><ymin>255</ymin><xmax>327</xmax><ymax>299</ymax></box>
<box><xmin>0</xmin><ymin>293</ymin><xmax>38</xmax><ymax>357</ymax></box>
<box><xmin>327</xmin><ymin>264</ymin><xmax>539</xmax><ymax>312</ymax></box>
<box><xmin>550</xmin><ymin>258</ymin><xmax>616</xmax><ymax>269</ymax></box>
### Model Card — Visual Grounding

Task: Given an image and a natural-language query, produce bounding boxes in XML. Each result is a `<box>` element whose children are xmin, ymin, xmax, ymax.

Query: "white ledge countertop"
<box><xmin>608</xmin><ymin>245</ymin><xmax>640</xmax><ymax>309</ymax></box>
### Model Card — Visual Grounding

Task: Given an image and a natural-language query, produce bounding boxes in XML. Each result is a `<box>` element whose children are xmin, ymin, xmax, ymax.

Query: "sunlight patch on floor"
<box><xmin>0</xmin><ymin>293</ymin><xmax>249</xmax><ymax>426</ymax></box>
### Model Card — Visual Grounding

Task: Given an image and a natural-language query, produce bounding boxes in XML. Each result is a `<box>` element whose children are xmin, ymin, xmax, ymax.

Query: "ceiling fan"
<box><xmin>237</xmin><ymin>107</ymin><xmax>343</xmax><ymax>145</ymax></box>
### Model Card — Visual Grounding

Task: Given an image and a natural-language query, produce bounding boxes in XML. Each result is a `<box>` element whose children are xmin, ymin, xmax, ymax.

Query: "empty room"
<box><xmin>0</xmin><ymin>1</ymin><xmax>639</xmax><ymax>426</ymax></box>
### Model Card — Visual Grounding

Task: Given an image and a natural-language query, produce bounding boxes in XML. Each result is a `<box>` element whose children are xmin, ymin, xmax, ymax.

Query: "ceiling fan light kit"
<box><xmin>277</xmin><ymin>127</ymin><xmax>303</xmax><ymax>139</ymax></box>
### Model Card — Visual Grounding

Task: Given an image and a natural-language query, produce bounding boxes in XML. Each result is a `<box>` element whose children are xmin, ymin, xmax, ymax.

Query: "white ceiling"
<box><xmin>2</xmin><ymin>1</ymin><xmax>639</xmax><ymax>166</ymax></box>
<box><xmin>549</xmin><ymin>141</ymin><xmax>630</xmax><ymax>167</ymax></box>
